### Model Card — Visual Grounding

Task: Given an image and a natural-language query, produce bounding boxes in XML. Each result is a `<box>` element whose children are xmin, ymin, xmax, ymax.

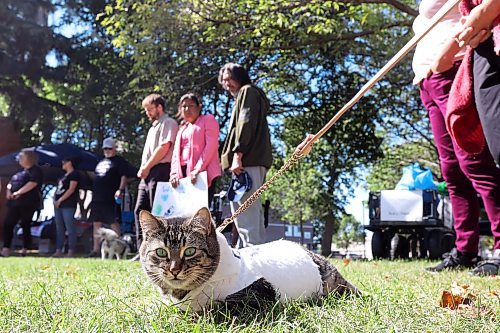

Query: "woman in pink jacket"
<box><xmin>170</xmin><ymin>93</ymin><xmax>222</xmax><ymax>205</ymax></box>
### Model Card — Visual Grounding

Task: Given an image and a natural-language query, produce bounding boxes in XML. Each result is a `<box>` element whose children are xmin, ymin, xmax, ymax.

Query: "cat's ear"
<box><xmin>190</xmin><ymin>207</ymin><xmax>213</xmax><ymax>235</ymax></box>
<box><xmin>139</xmin><ymin>210</ymin><xmax>162</xmax><ymax>237</ymax></box>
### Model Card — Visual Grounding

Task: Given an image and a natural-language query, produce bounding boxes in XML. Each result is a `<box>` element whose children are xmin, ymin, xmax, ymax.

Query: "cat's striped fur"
<box><xmin>139</xmin><ymin>208</ymin><xmax>360</xmax><ymax>312</ymax></box>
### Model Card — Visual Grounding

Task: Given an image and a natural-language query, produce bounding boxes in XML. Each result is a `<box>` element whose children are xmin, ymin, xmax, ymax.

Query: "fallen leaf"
<box><xmin>343</xmin><ymin>258</ymin><xmax>350</xmax><ymax>266</ymax></box>
<box><xmin>440</xmin><ymin>290</ymin><xmax>469</xmax><ymax>309</ymax></box>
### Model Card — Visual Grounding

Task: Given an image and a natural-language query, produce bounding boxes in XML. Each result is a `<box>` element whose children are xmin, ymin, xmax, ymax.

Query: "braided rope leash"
<box><xmin>217</xmin><ymin>146</ymin><xmax>311</xmax><ymax>233</ymax></box>
<box><xmin>216</xmin><ymin>0</ymin><xmax>461</xmax><ymax>234</ymax></box>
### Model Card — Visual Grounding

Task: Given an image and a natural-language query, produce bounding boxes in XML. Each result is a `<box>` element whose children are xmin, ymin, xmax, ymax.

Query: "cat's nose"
<box><xmin>169</xmin><ymin>260</ymin><xmax>181</xmax><ymax>275</ymax></box>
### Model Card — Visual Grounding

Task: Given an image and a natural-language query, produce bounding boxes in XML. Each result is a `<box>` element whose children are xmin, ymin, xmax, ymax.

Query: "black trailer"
<box><xmin>365</xmin><ymin>190</ymin><xmax>454</xmax><ymax>259</ymax></box>
<box><xmin>366</xmin><ymin>190</ymin><xmax>492</xmax><ymax>259</ymax></box>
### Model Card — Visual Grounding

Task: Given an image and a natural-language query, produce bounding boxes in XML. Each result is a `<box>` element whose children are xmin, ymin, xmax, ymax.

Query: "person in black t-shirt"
<box><xmin>53</xmin><ymin>156</ymin><xmax>80</xmax><ymax>258</ymax></box>
<box><xmin>86</xmin><ymin>138</ymin><xmax>128</xmax><ymax>258</ymax></box>
<box><xmin>1</xmin><ymin>149</ymin><xmax>42</xmax><ymax>257</ymax></box>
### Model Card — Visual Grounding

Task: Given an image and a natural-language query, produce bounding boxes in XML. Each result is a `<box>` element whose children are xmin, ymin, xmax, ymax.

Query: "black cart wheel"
<box><xmin>409</xmin><ymin>234</ymin><xmax>419</xmax><ymax>259</ymax></box>
<box><xmin>372</xmin><ymin>230</ymin><xmax>388</xmax><ymax>259</ymax></box>
<box><xmin>418</xmin><ymin>234</ymin><xmax>427</xmax><ymax>259</ymax></box>
<box><xmin>398</xmin><ymin>235</ymin><xmax>410</xmax><ymax>259</ymax></box>
<box><xmin>390</xmin><ymin>234</ymin><xmax>410</xmax><ymax>259</ymax></box>
<box><xmin>427</xmin><ymin>230</ymin><xmax>442</xmax><ymax>259</ymax></box>
<box><xmin>442</xmin><ymin>232</ymin><xmax>456</xmax><ymax>254</ymax></box>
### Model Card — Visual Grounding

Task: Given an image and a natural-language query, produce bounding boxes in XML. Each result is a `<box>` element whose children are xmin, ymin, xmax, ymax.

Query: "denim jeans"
<box><xmin>54</xmin><ymin>207</ymin><xmax>77</xmax><ymax>251</ymax></box>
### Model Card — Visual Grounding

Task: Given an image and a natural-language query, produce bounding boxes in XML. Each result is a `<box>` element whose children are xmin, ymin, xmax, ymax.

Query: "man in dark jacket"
<box><xmin>219</xmin><ymin>63</ymin><xmax>273</xmax><ymax>245</ymax></box>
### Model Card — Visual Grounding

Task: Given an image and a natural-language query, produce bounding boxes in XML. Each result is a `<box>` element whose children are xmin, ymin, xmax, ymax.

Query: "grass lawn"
<box><xmin>0</xmin><ymin>257</ymin><xmax>498</xmax><ymax>332</ymax></box>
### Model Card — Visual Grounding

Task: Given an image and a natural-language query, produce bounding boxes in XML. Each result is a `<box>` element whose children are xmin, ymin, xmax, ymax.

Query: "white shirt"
<box><xmin>141</xmin><ymin>114</ymin><xmax>178</xmax><ymax>165</ymax></box>
<box><xmin>412</xmin><ymin>0</ymin><xmax>466</xmax><ymax>85</ymax></box>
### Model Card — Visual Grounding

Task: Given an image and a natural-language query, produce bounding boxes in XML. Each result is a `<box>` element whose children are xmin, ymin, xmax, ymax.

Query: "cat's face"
<box><xmin>138</xmin><ymin>208</ymin><xmax>220</xmax><ymax>293</ymax></box>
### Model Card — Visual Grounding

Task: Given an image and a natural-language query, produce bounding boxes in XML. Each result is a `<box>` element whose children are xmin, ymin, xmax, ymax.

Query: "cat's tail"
<box><xmin>326</xmin><ymin>271</ymin><xmax>362</xmax><ymax>297</ymax></box>
<box><xmin>307</xmin><ymin>250</ymin><xmax>362</xmax><ymax>297</ymax></box>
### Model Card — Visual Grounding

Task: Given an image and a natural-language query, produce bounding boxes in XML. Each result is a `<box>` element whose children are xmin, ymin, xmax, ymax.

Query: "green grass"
<box><xmin>0</xmin><ymin>257</ymin><xmax>498</xmax><ymax>332</ymax></box>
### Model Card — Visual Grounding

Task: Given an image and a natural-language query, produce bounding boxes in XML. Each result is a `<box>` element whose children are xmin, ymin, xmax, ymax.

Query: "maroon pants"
<box><xmin>420</xmin><ymin>63</ymin><xmax>500</xmax><ymax>254</ymax></box>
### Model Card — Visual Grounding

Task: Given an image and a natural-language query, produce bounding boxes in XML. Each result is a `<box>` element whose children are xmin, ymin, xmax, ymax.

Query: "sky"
<box><xmin>46</xmin><ymin>8</ymin><xmax>85</xmax><ymax>67</ymax></box>
<box><xmin>346</xmin><ymin>185</ymin><xmax>370</xmax><ymax>225</ymax></box>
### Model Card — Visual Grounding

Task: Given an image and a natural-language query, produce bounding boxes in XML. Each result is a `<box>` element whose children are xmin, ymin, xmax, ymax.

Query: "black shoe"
<box><xmin>85</xmin><ymin>251</ymin><xmax>100</xmax><ymax>258</ymax></box>
<box><xmin>426</xmin><ymin>248</ymin><xmax>481</xmax><ymax>272</ymax></box>
<box><xmin>469</xmin><ymin>258</ymin><xmax>500</xmax><ymax>276</ymax></box>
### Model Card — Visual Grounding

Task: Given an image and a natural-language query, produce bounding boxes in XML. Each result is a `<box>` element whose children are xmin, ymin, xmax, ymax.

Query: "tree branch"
<box><xmin>347</xmin><ymin>0</ymin><xmax>418</xmax><ymax>16</ymax></box>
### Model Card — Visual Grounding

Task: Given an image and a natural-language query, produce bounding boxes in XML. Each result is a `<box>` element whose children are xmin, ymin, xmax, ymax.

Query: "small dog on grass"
<box><xmin>96</xmin><ymin>228</ymin><xmax>131</xmax><ymax>260</ymax></box>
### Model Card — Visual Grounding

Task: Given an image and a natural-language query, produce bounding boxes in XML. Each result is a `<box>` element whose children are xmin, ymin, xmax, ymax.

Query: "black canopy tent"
<box><xmin>0</xmin><ymin>143</ymin><xmax>138</xmax><ymax>189</ymax></box>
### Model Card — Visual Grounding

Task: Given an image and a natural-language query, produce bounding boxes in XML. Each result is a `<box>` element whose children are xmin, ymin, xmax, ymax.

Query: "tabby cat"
<box><xmin>139</xmin><ymin>207</ymin><xmax>360</xmax><ymax>312</ymax></box>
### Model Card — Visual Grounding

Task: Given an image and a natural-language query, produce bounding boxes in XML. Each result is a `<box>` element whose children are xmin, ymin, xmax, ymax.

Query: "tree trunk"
<box><xmin>299</xmin><ymin>210</ymin><xmax>304</xmax><ymax>245</ymax></box>
<box><xmin>321</xmin><ymin>212</ymin><xmax>335</xmax><ymax>256</ymax></box>
<box><xmin>0</xmin><ymin>117</ymin><xmax>21</xmax><ymax>242</ymax></box>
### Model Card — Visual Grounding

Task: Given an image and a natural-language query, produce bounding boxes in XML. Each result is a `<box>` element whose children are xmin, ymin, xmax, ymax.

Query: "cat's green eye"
<box><xmin>155</xmin><ymin>248</ymin><xmax>168</xmax><ymax>258</ymax></box>
<box><xmin>184</xmin><ymin>247</ymin><xmax>196</xmax><ymax>257</ymax></box>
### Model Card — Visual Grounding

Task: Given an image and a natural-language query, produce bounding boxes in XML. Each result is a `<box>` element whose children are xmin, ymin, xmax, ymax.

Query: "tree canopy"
<box><xmin>0</xmin><ymin>0</ymin><xmax>434</xmax><ymax>254</ymax></box>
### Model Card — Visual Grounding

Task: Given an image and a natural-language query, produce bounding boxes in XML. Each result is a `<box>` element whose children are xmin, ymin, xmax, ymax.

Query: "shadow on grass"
<box><xmin>201</xmin><ymin>291</ymin><xmax>365</xmax><ymax>328</ymax></box>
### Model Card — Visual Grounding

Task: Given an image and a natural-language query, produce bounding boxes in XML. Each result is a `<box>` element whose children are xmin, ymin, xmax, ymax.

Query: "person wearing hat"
<box><xmin>412</xmin><ymin>0</ymin><xmax>500</xmax><ymax>273</ymax></box>
<box><xmin>134</xmin><ymin>94</ymin><xmax>178</xmax><ymax>253</ymax></box>
<box><xmin>219</xmin><ymin>63</ymin><xmax>273</xmax><ymax>246</ymax></box>
<box><xmin>1</xmin><ymin>148</ymin><xmax>42</xmax><ymax>257</ymax></box>
<box><xmin>86</xmin><ymin>138</ymin><xmax>129</xmax><ymax>258</ymax></box>
<box><xmin>53</xmin><ymin>156</ymin><xmax>80</xmax><ymax>257</ymax></box>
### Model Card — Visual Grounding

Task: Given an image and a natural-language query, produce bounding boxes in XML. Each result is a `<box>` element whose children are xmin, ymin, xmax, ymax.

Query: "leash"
<box><xmin>216</xmin><ymin>0</ymin><xmax>462</xmax><ymax>233</ymax></box>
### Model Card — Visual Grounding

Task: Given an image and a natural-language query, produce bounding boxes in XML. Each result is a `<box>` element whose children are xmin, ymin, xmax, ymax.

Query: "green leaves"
<box><xmin>366</xmin><ymin>141</ymin><xmax>439</xmax><ymax>192</ymax></box>
<box><xmin>335</xmin><ymin>214</ymin><xmax>364</xmax><ymax>252</ymax></box>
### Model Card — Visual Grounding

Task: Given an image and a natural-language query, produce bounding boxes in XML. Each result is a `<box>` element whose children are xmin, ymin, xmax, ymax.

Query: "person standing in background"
<box><xmin>134</xmin><ymin>94</ymin><xmax>178</xmax><ymax>253</ymax></box>
<box><xmin>170</xmin><ymin>93</ymin><xmax>221</xmax><ymax>205</ymax></box>
<box><xmin>1</xmin><ymin>149</ymin><xmax>42</xmax><ymax>257</ymax></box>
<box><xmin>219</xmin><ymin>63</ymin><xmax>273</xmax><ymax>246</ymax></box>
<box><xmin>86</xmin><ymin>138</ymin><xmax>129</xmax><ymax>258</ymax></box>
<box><xmin>411</xmin><ymin>0</ymin><xmax>500</xmax><ymax>273</ymax></box>
<box><xmin>53</xmin><ymin>156</ymin><xmax>80</xmax><ymax>258</ymax></box>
